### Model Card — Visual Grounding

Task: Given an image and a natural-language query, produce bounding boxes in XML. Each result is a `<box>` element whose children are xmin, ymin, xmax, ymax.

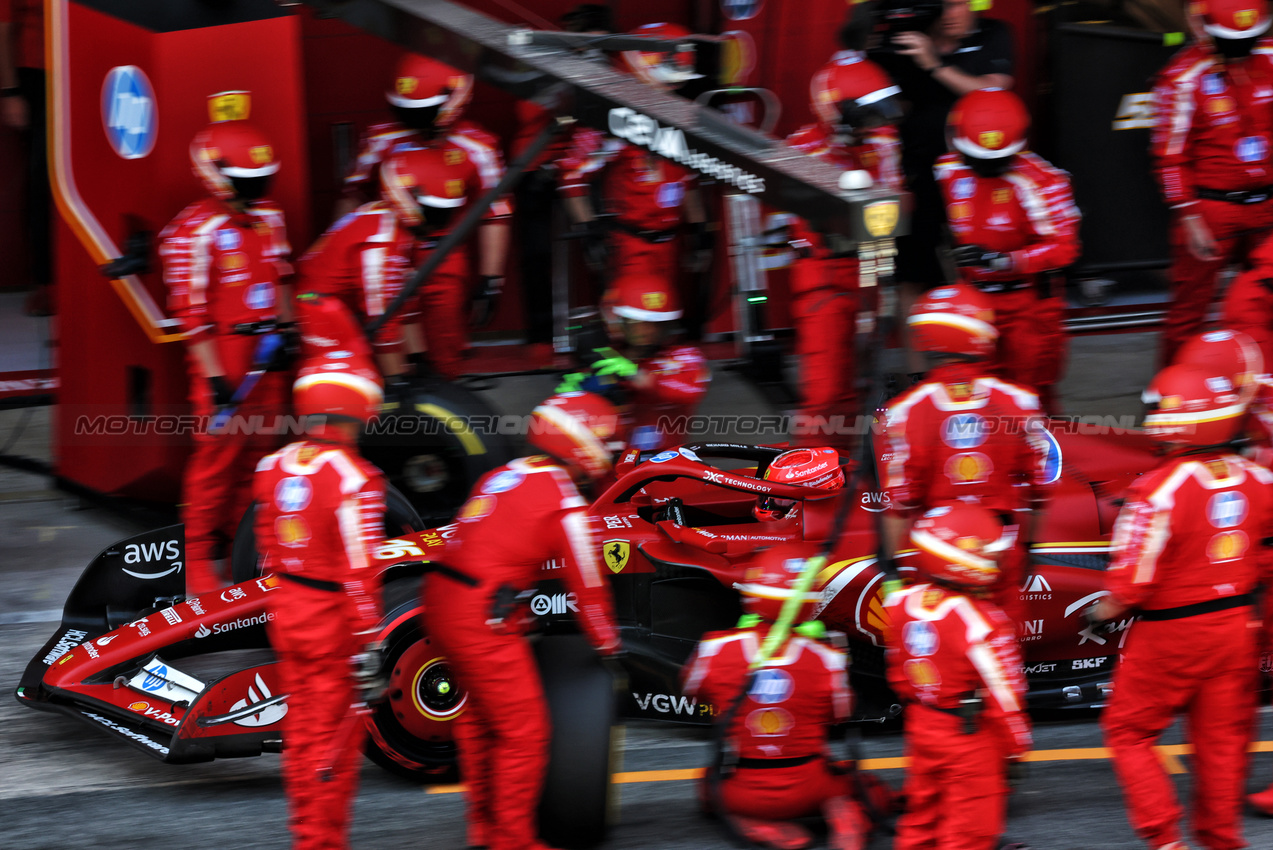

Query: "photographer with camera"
<box><xmin>869</xmin><ymin>0</ymin><xmax>1014</xmax><ymax>372</ymax></box>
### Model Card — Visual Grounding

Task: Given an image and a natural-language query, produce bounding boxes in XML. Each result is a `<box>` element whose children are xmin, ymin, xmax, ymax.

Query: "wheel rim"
<box><xmin>388</xmin><ymin>636</ymin><xmax>465</xmax><ymax>741</ymax></box>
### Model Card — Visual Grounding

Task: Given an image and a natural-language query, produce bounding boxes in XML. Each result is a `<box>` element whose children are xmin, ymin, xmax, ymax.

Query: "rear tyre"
<box><xmin>536</xmin><ymin>634</ymin><xmax>621</xmax><ymax>849</ymax></box>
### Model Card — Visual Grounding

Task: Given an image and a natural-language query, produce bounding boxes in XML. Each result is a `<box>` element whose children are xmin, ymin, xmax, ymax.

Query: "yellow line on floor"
<box><xmin>422</xmin><ymin>741</ymin><xmax>1273</xmax><ymax>794</ymax></box>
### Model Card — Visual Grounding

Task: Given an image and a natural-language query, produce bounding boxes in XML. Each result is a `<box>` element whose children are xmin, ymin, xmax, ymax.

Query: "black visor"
<box><xmin>392</xmin><ymin>103</ymin><xmax>444</xmax><ymax>137</ymax></box>
<box><xmin>964</xmin><ymin>153</ymin><xmax>1015</xmax><ymax>178</ymax></box>
<box><xmin>229</xmin><ymin>175</ymin><xmax>271</xmax><ymax>202</ymax></box>
<box><xmin>838</xmin><ymin>95</ymin><xmax>904</xmax><ymax>135</ymax></box>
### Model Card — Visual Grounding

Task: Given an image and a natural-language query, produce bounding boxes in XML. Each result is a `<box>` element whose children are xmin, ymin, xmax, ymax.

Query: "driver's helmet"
<box><xmin>1192</xmin><ymin>0</ymin><xmax>1270</xmax><ymax>59</ymax></box>
<box><xmin>1175</xmin><ymin>329</ymin><xmax>1264</xmax><ymax>404</ymax></box>
<box><xmin>387</xmin><ymin>53</ymin><xmax>474</xmax><ymax>137</ymax></box>
<box><xmin>810</xmin><ymin>55</ymin><xmax>902</xmax><ymax>138</ymax></box>
<box><xmin>380</xmin><ymin>145</ymin><xmax>471</xmax><ymax>231</ymax></box>
<box><xmin>908</xmin><ymin>283</ymin><xmax>998</xmax><ymax>361</ymax></box>
<box><xmin>1142</xmin><ymin>362</ymin><xmax>1248</xmax><ymax>447</ymax></box>
<box><xmin>754</xmin><ymin>447</ymin><xmax>845</xmax><ymax>521</ymax></box>
<box><xmin>528</xmin><ymin>392</ymin><xmax>625</xmax><ymax>481</ymax></box>
<box><xmin>947</xmin><ymin>88</ymin><xmax>1029</xmax><ymax>178</ymax></box>
<box><xmin>734</xmin><ymin>542</ymin><xmax>822</xmax><ymax>624</ymax></box>
<box><xmin>190</xmin><ymin>114</ymin><xmax>279</xmax><ymax>203</ymax></box>
<box><xmin>620</xmin><ymin>22</ymin><xmax>703</xmax><ymax>89</ymax></box>
<box><xmin>910</xmin><ymin>501</ymin><xmax>1014</xmax><ymax>590</ymax></box>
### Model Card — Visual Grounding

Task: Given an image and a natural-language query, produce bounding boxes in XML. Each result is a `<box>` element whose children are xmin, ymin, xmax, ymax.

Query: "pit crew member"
<box><xmin>1221</xmin><ymin>232</ymin><xmax>1273</xmax><ymax>370</ymax></box>
<box><xmin>1152</xmin><ymin>0</ymin><xmax>1273</xmax><ymax>366</ymax></box>
<box><xmin>1095</xmin><ymin>362</ymin><xmax>1273</xmax><ymax>850</ymax></box>
<box><xmin>881</xmin><ymin>284</ymin><xmax>1053</xmax><ymax>625</ymax></box>
<box><xmin>160</xmin><ymin>98</ymin><xmax>291</xmax><ymax>596</ymax></box>
<box><xmin>785</xmin><ymin>55</ymin><xmax>902</xmax><ymax>450</ymax></box>
<box><xmin>937</xmin><ymin>87</ymin><xmax>1080</xmax><ymax>413</ymax></box>
<box><xmin>341</xmin><ymin>52</ymin><xmax>511</xmax><ymax>360</ymax></box>
<box><xmin>557</xmin><ymin>272</ymin><xmax>710</xmax><ymax>453</ymax></box>
<box><xmin>422</xmin><ymin>392</ymin><xmax>623</xmax><ymax>850</ymax></box>
<box><xmin>299</xmin><ymin>144</ymin><xmax>480</xmax><ymax>382</ymax></box>
<box><xmin>885</xmin><ymin>502</ymin><xmax>1032</xmax><ymax>850</ymax></box>
<box><xmin>558</xmin><ymin>22</ymin><xmax>710</xmax><ymax>286</ymax></box>
<box><xmin>254</xmin><ymin>309</ymin><xmax>386</xmax><ymax>850</ymax></box>
<box><xmin>682</xmin><ymin>543</ymin><xmax>878</xmax><ymax>850</ymax></box>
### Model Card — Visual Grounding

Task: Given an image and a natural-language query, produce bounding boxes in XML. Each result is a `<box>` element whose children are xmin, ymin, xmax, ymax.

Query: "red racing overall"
<box><xmin>1152</xmin><ymin>41</ymin><xmax>1273</xmax><ymax>365</ymax></box>
<box><xmin>1221</xmin><ymin>232</ymin><xmax>1273</xmax><ymax>368</ymax></box>
<box><xmin>886</xmin><ymin>583</ymin><xmax>1031</xmax><ymax>850</ymax></box>
<box><xmin>624</xmin><ymin>343</ymin><xmax>711</xmax><ymax>453</ymax></box>
<box><xmin>785</xmin><ymin>123</ymin><xmax>901</xmax><ymax>450</ymax></box>
<box><xmin>255</xmin><ymin>438</ymin><xmax>387</xmax><ymax>850</ymax></box>
<box><xmin>422</xmin><ymin>457</ymin><xmax>621</xmax><ymax>850</ymax></box>
<box><xmin>1101</xmin><ymin>451</ymin><xmax>1273</xmax><ymax>850</ymax></box>
<box><xmin>935</xmin><ymin>151</ymin><xmax>1080</xmax><ymax>411</ymax></box>
<box><xmin>160</xmin><ymin>196</ymin><xmax>291</xmax><ymax>595</ymax></box>
<box><xmin>681</xmin><ymin>623</ymin><xmax>871</xmax><ymax>849</ymax></box>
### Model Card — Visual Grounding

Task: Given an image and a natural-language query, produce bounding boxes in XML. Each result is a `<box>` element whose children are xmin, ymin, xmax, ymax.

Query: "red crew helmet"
<box><xmin>387</xmin><ymin>53</ymin><xmax>473</xmax><ymax>133</ymax></box>
<box><xmin>810</xmin><ymin>56</ymin><xmax>903</xmax><ymax>134</ymax></box>
<box><xmin>908</xmin><ymin>283</ymin><xmax>998</xmax><ymax>360</ymax></box>
<box><xmin>294</xmin><ymin>292</ymin><xmax>376</xmax><ymax>364</ymax></box>
<box><xmin>734</xmin><ymin>543</ymin><xmax>823</xmax><ymax>623</ymax></box>
<box><xmin>910</xmin><ymin>502</ymin><xmax>1015</xmax><ymax>590</ymax></box>
<box><xmin>604</xmin><ymin>273</ymin><xmax>683</xmax><ymax>323</ymax></box>
<box><xmin>380</xmin><ymin>145</ymin><xmax>471</xmax><ymax>230</ymax></box>
<box><xmin>948</xmin><ymin>88</ymin><xmax>1029</xmax><ymax>166</ymax></box>
<box><xmin>1176</xmin><ymin>329</ymin><xmax>1264</xmax><ymax>403</ymax></box>
<box><xmin>190</xmin><ymin>120</ymin><xmax>279</xmax><ymax>202</ymax></box>
<box><xmin>1194</xmin><ymin>0</ymin><xmax>1270</xmax><ymax>38</ymax></box>
<box><xmin>621</xmin><ymin>22</ymin><xmax>703</xmax><ymax>88</ymax></box>
<box><xmin>1142</xmin><ymin>363</ymin><xmax>1248</xmax><ymax>446</ymax></box>
<box><xmin>754</xmin><ymin>447</ymin><xmax>846</xmax><ymax>521</ymax></box>
<box><xmin>528</xmin><ymin>392</ymin><xmax>624</xmax><ymax>481</ymax></box>
<box><xmin>293</xmin><ymin>356</ymin><xmax>385</xmax><ymax>427</ymax></box>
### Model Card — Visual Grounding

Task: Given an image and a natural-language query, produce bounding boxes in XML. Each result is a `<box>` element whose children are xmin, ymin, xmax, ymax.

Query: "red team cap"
<box><xmin>754</xmin><ymin>447</ymin><xmax>846</xmax><ymax>522</ymax></box>
<box><xmin>1193</xmin><ymin>0</ymin><xmax>1270</xmax><ymax>38</ymax></box>
<box><xmin>621</xmin><ymin>22</ymin><xmax>703</xmax><ymax>88</ymax></box>
<box><xmin>908</xmin><ymin>283</ymin><xmax>998</xmax><ymax>359</ymax></box>
<box><xmin>809</xmin><ymin>55</ymin><xmax>902</xmax><ymax>130</ymax></box>
<box><xmin>386</xmin><ymin>53</ymin><xmax>474</xmax><ymax>128</ymax></box>
<box><xmin>1175</xmin><ymin>329</ymin><xmax>1265</xmax><ymax>404</ymax></box>
<box><xmin>948</xmin><ymin>88</ymin><xmax>1029</xmax><ymax>161</ymax></box>
<box><xmin>605</xmin><ymin>273</ymin><xmax>683</xmax><ymax>322</ymax></box>
<box><xmin>910</xmin><ymin>502</ymin><xmax>1014</xmax><ymax>589</ymax></box>
<box><xmin>1142</xmin><ymin>363</ymin><xmax>1249</xmax><ymax>446</ymax></box>
<box><xmin>528</xmin><ymin>392</ymin><xmax>624</xmax><ymax>481</ymax></box>
<box><xmin>190</xmin><ymin>91</ymin><xmax>279</xmax><ymax>201</ymax></box>
<box><xmin>734</xmin><ymin>542</ymin><xmax>823</xmax><ymax>623</ymax></box>
<box><xmin>380</xmin><ymin>146</ymin><xmax>470</xmax><ymax>228</ymax></box>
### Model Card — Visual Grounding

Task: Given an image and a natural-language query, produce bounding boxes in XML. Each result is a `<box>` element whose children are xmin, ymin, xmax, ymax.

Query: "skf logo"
<box><xmin>863</xmin><ymin>200</ymin><xmax>899</xmax><ymax>238</ymax></box>
<box><xmin>978</xmin><ymin>130</ymin><xmax>1004</xmax><ymax>150</ymax></box>
<box><xmin>445</xmin><ymin>179</ymin><xmax>464</xmax><ymax>198</ymax></box>
<box><xmin>603</xmin><ymin>539</ymin><xmax>630</xmax><ymax>573</ymax></box>
<box><xmin>249</xmin><ymin>145</ymin><xmax>273</xmax><ymax>166</ymax></box>
<box><xmin>642</xmin><ymin>291</ymin><xmax>668</xmax><ymax>310</ymax></box>
<box><xmin>1112</xmin><ymin>92</ymin><xmax>1154</xmax><ymax>131</ymax></box>
<box><xmin>1236</xmin><ymin>8</ymin><xmax>1259</xmax><ymax>27</ymax></box>
<box><xmin>444</xmin><ymin>148</ymin><xmax>464</xmax><ymax>166</ymax></box>
<box><xmin>397</xmin><ymin>75</ymin><xmax>419</xmax><ymax>96</ymax></box>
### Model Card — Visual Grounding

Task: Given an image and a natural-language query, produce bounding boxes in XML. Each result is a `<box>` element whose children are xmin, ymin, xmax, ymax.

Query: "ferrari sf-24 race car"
<box><xmin>16</xmin><ymin>429</ymin><xmax>1164</xmax><ymax>842</ymax></box>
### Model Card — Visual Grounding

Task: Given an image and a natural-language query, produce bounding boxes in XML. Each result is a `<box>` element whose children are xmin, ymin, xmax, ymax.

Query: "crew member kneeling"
<box><xmin>423</xmin><ymin>392</ymin><xmax>624</xmax><ymax>850</ymax></box>
<box><xmin>682</xmin><ymin>543</ymin><xmax>875</xmax><ymax>850</ymax></box>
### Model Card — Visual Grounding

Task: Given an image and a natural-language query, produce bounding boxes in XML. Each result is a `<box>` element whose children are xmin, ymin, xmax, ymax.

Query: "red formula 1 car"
<box><xmin>15</xmin><ymin>426</ymin><xmax>1172</xmax><ymax>843</ymax></box>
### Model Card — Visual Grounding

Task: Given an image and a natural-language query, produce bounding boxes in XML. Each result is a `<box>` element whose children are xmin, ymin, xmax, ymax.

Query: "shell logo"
<box><xmin>745</xmin><ymin>706</ymin><xmax>794</xmax><ymax>737</ymax></box>
<box><xmin>949</xmin><ymin>203</ymin><xmax>971</xmax><ymax>220</ymax></box>
<box><xmin>275</xmin><ymin>514</ymin><xmax>312</xmax><ymax>548</ymax></box>
<box><xmin>128</xmin><ymin>701</ymin><xmax>150</xmax><ymax>712</ymax></box>
<box><xmin>642</xmin><ymin>291</ymin><xmax>668</xmax><ymax>309</ymax></box>
<box><xmin>1207</xmin><ymin>530</ymin><xmax>1248</xmax><ymax>563</ymax></box>
<box><xmin>396</xmin><ymin>75</ymin><xmax>419</xmax><ymax>96</ymax></box>
<box><xmin>249</xmin><ymin>145</ymin><xmax>273</xmax><ymax>165</ymax></box>
<box><xmin>946</xmin><ymin>451</ymin><xmax>992</xmax><ymax>484</ymax></box>
<box><xmin>903</xmin><ymin>658</ymin><xmax>940</xmax><ymax>689</ymax></box>
<box><xmin>445</xmin><ymin>148</ymin><xmax>465</xmax><ymax>166</ymax></box>
<box><xmin>1208</xmin><ymin>97</ymin><xmax>1235</xmax><ymax>114</ymax></box>
<box><xmin>1160</xmin><ymin>394</ymin><xmax>1182</xmax><ymax>411</ymax></box>
<box><xmin>1236</xmin><ymin>9</ymin><xmax>1259</xmax><ymax>28</ymax></box>
<box><xmin>446</xmin><ymin>179</ymin><xmax>465</xmax><ymax>198</ymax></box>
<box><xmin>458</xmin><ymin>495</ymin><xmax>496</xmax><ymax>521</ymax></box>
<box><xmin>219</xmin><ymin>253</ymin><xmax>247</xmax><ymax>271</ymax></box>
<box><xmin>397</xmin><ymin>172</ymin><xmax>417</xmax><ymax>188</ymax></box>
<box><xmin>978</xmin><ymin>130</ymin><xmax>1004</xmax><ymax>150</ymax></box>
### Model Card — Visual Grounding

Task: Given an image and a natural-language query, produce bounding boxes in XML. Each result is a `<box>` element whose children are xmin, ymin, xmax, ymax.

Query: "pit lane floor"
<box><xmin>8</xmin><ymin>333</ymin><xmax>1270</xmax><ymax>849</ymax></box>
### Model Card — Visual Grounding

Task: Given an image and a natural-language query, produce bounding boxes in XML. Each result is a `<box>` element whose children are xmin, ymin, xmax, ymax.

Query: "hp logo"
<box><xmin>101</xmin><ymin>66</ymin><xmax>157</xmax><ymax>160</ymax></box>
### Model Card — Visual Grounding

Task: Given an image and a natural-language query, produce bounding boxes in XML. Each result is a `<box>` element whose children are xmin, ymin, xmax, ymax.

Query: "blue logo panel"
<box><xmin>101</xmin><ymin>66</ymin><xmax>157</xmax><ymax>160</ymax></box>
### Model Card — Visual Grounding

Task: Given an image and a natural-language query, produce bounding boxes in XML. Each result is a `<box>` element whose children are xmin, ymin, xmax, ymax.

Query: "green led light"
<box><xmin>746</xmin><ymin>296</ymin><xmax>768</xmax><ymax>304</ymax></box>
<box><xmin>1164</xmin><ymin>31</ymin><xmax>1184</xmax><ymax>46</ymax></box>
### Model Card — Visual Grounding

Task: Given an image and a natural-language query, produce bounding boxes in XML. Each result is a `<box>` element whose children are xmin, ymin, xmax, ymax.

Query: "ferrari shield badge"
<box><xmin>863</xmin><ymin>200</ymin><xmax>899</xmax><ymax>238</ymax></box>
<box><xmin>603</xmin><ymin>539</ymin><xmax>630</xmax><ymax>573</ymax></box>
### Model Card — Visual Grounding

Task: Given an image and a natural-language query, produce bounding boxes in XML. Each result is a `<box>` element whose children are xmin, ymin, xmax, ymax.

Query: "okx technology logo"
<box><xmin>101</xmin><ymin>65</ymin><xmax>157</xmax><ymax>160</ymax></box>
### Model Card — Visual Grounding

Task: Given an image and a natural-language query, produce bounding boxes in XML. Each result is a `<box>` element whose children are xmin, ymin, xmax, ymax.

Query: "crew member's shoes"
<box><xmin>1249</xmin><ymin>786</ymin><xmax>1273</xmax><ymax>817</ymax></box>
<box><xmin>824</xmin><ymin>796</ymin><xmax>870</xmax><ymax>850</ymax></box>
<box><xmin>1154</xmin><ymin>842</ymin><xmax>1195</xmax><ymax>850</ymax></box>
<box><xmin>729</xmin><ymin>815</ymin><xmax>814</xmax><ymax>850</ymax></box>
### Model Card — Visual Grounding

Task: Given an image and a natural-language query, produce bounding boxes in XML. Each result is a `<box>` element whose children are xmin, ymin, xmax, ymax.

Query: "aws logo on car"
<box><xmin>101</xmin><ymin>65</ymin><xmax>157</xmax><ymax>160</ymax></box>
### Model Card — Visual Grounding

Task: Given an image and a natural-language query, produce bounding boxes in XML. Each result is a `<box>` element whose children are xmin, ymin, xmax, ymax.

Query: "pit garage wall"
<box><xmin>53</xmin><ymin>0</ymin><xmax>308</xmax><ymax>501</ymax></box>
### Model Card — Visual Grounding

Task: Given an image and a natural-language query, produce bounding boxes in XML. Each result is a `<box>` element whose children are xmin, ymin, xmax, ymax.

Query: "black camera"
<box><xmin>878</xmin><ymin>0</ymin><xmax>944</xmax><ymax>40</ymax></box>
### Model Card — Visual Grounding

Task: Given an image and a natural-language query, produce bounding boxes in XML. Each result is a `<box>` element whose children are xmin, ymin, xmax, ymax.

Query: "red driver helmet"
<box><xmin>1193</xmin><ymin>0</ymin><xmax>1270</xmax><ymax>56</ymax></box>
<box><xmin>1176</xmin><ymin>329</ymin><xmax>1265</xmax><ymax>404</ymax></box>
<box><xmin>810</xmin><ymin>56</ymin><xmax>903</xmax><ymax>135</ymax></box>
<box><xmin>528</xmin><ymin>392</ymin><xmax>624</xmax><ymax>482</ymax></box>
<box><xmin>910</xmin><ymin>501</ymin><xmax>1015</xmax><ymax>590</ymax></box>
<box><xmin>621</xmin><ymin>23</ymin><xmax>703</xmax><ymax>89</ymax></box>
<box><xmin>1142</xmin><ymin>363</ymin><xmax>1248</xmax><ymax>446</ymax></box>
<box><xmin>734</xmin><ymin>543</ymin><xmax>822</xmax><ymax>623</ymax></box>
<box><xmin>387</xmin><ymin>53</ymin><xmax>474</xmax><ymax>135</ymax></box>
<box><xmin>908</xmin><ymin>283</ymin><xmax>998</xmax><ymax>360</ymax></box>
<box><xmin>380</xmin><ymin>145</ymin><xmax>471</xmax><ymax>230</ymax></box>
<box><xmin>190</xmin><ymin>120</ymin><xmax>279</xmax><ymax>202</ymax></box>
<box><xmin>948</xmin><ymin>88</ymin><xmax>1029</xmax><ymax>176</ymax></box>
<box><xmin>754</xmin><ymin>447</ymin><xmax>846</xmax><ymax>521</ymax></box>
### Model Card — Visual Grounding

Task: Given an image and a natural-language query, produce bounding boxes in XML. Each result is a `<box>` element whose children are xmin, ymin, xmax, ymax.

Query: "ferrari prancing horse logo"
<box><xmin>603</xmin><ymin>539</ymin><xmax>630</xmax><ymax>573</ymax></box>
